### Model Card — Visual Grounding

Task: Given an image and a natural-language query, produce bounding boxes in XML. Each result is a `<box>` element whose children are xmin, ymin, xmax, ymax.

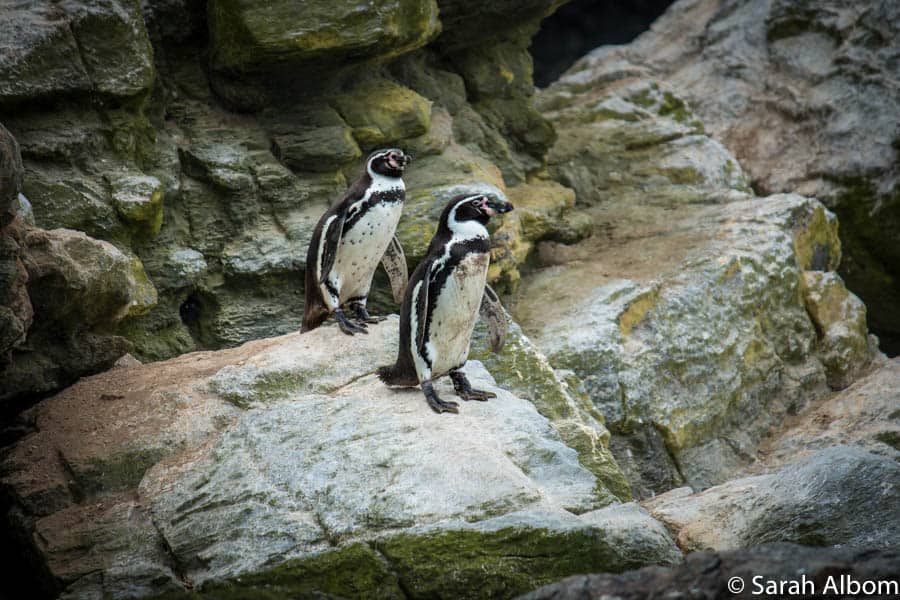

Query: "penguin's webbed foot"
<box><xmin>353</xmin><ymin>305</ymin><xmax>386</xmax><ymax>325</ymax></box>
<box><xmin>334</xmin><ymin>308</ymin><xmax>368</xmax><ymax>335</ymax></box>
<box><xmin>450</xmin><ymin>370</ymin><xmax>497</xmax><ymax>402</ymax></box>
<box><xmin>422</xmin><ymin>380</ymin><xmax>459</xmax><ymax>414</ymax></box>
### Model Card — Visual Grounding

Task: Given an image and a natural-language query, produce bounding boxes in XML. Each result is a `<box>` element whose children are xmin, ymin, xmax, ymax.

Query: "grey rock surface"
<box><xmin>585</xmin><ymin>0</ymin><xmax>900</xmax><ymax>354</ymax></box>
<box><xmin>644</xmin><ymin>445</ymin><xmax>900</xmax><ymax>552</ymax></box>
<box><xmin>519</xmin><ymin>542</ymin><xmax>900</xmax><ymax>600</ymax></box>
<box><xmin>1</xmin><ymin>320</ymin><xmax>681</xmax><ymax>599</ymax></box>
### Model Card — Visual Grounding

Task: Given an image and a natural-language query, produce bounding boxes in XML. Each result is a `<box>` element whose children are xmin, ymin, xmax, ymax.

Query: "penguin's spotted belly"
<box><xmin>426</xmin><ymin>252</ymin><xmax>490</xmax><ymax>377</ymax></box>
<box><xmin>331</xmin><ymin>200</ymin><xmax>402</xmax><ymax>302</ymax></box>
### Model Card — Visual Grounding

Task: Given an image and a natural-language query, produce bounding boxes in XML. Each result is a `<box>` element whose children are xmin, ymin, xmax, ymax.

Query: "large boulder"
<box><xmin>0</xmin><ymin>228</ymin><xmax>157</xmax><ymax>402</ymax></box>
<box><xmin>644</xmin><ymin>445</ymin><xmax>900</xmax><ymax>552</ymax></box>
<box><xmin>207</xmin><ymin>0</ymin><xmax>441</xmax><ymax>108</ymax></box>
<box><xmin>520</xmin><ymin>53</ymin><xmax>881</xmax><ymax>496</ymax></box>
<box><xmin>1</xmin><ymin>320</ymin><xmax>681</xmax><ymax>599</ymax></box>
<box><xmin>594</xmin><ymin>0</ymin><xmax>900</xmax><ymax>355</ymax></box>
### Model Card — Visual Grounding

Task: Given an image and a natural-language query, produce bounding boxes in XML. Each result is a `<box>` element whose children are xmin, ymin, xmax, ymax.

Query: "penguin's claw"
<box><xmin>335</xmin><ymin>309</ymin><xmax>368</xmax><ymax>335</ymax></box>
<box><xmin>422</xmin><ymin>380</ymin><xmax>459</xmax><ymax>414</ymax></box>
<box><xmin>449</xmin><ymin>371</ymin><xmax>495</xmax><ymax>402</ymax></box>
<box><xmin>457</xmin><ymin>388</ymin><xmax>496</xmax><ymax>402</ymax></box>
<box><xmin>428</xmin><ymin>396</ymin><xmax>460</xmax><ymax>414</ymax></box>
<box><xmin>353</xmin><ymin>306</ymin><xmax>386</xmax><ymax>325</ymax></box>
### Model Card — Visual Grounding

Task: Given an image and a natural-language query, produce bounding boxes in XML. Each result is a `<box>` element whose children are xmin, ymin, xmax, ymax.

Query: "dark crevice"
<box><xmin>530</xmin><ymin>0</ymin><xmax>677</xmax><ymax>87</ymax></box>
<box><xmin>367</xmin><ymin>541</ymin><xmax>413</xmax><ymax>600</ymax></box>
<box><xmin>148</xmin><ymin>513</ymin><xmax>195</xmax><ymax>591</ymax></box>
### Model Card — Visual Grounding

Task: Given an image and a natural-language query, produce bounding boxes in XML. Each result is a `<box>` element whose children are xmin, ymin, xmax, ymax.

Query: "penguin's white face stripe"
<box><xmin>428</xmin><ymin>196</ymin><xmax>490</xmax><ymax>276</ymax></box>
<box><xmin>448</xmin><ymin>196</ymin><xmax>491</xmax><ymax>237</ymax></box>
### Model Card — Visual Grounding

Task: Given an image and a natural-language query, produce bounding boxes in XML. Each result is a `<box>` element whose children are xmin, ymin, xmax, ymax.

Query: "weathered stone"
<box><xmin>207</xmin><ymin>0</ymin><xmax>440</xmax><ymax>108</ymax></box>
<box><xmin>520</xmin><ymin>543</ymin><xmax>900</xmax><ymax>600</ymax></box>
<box><xmin>759</xmin><ymin>358</ymin><xmax>899</xmax><ymax>466</ymax></box>
<box><xmin>1</xmin><ymin>122</ymin><xmax>24</xmax><ymax>228</ymax></box>
<box><xmin>600</xmin><ymin>0</ymin><xmax>900</xmax><ymax>354</ymax></box>
<box><xmin>515</xmin><ymin>193</ymin><xmax>880</xmax><ymax>494</ymax></box>
<box><xmin>0</xmin><ymin>321</ymin><xmax>671</xmax><ymax>598</ymax></box>
<box><xmin>333</xmin><ymin>78</ymin><xmax>432</xmax><ymax>148</ymax></box>
<box><xmin>0</xmin><ymin>228</ymin><xmax>158</xmax><ymax>401</ymax></box>
<box><xmin>108</xmin><ymin>173</ymin><xmax>165</xmax><ymax>237</ymax></box>
<box><xmin>644</xmin><ymin>446</ymin><xmax>900</xmax><ymax>552</ymax></box>
<box><xmin>0</xmin><ymin>0</ymin><xmax>154</xmax><ymax>106</ymax></box>
<box><xmin>262</xmin><ymin>105</ymin><xmax>361</xmax><ymax>173</ymax></box>
<box><xmin>800</xmin><ymin>271</ymin><xmax>876</xmax><ymax>389</ymax></box>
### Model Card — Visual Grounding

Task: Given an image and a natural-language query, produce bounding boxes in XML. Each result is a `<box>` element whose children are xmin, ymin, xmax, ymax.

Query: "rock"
<box><xmin>1</xmin><ymin>320</ymin><xmax>681</xmax><ymax>598</ymax></box>
<box><xmin>0</xmin><ymin>0</ymin><xmax>154</xmax><ymax>106</ymax></box>
<box><xmin>523</xmin><ymin>60</ymin><xmax>882</xmax><ymax>495</ymax></box>
<box><xmin>759</xmin><ymin>358</ymin><xmax>900</xmax><ymax>466</ymax></box>
<box><xmin>514</xmin><ymin>189</ymin><xmax>882</xmax><ymax>494</ymax></box>
<box><xmin>332</xmin><ymin>78</ymin><xmax>432</xmax><ymax>148</ymax></box>
<box><xmin>262</xmin><ymin>105</ymin><xmax>362</xmax><ymax>173</ymax></box>
<box><xmin>519</xmin><ymin>542</ymin><xmax>900</xmax><ymax>600</ymax></box>
<box><xmin>599</xmin><ymin>0</ymin><xmax>900</xmax><ymax>355</ymax></box>
<box><xmin>207</xmin><ymin>0</ymin><xmax>440</xmax><ymax>108</ymax></box>
<box><xmin>800</xmin><ymin>271</ymin><xmax>877</xmax><ymax>389</ymax></box>
<box><xmin>1</xmin><ymin>122</ymin><xmax>24</xmax><ymax>228</ymax></box>
<box><xmin>643</xmin><ymin>445</ymin><xmax>900</xmax><ymax>552</ymax></box>
<box><xmin>107</xmin><ymin>172</ymin><xmax>165</xmax><ymax>237</ymax></box>
<box><xmin>0</xmin><ymin>228</ymin><xmax>157</xmax><ymax>402</ymax></box>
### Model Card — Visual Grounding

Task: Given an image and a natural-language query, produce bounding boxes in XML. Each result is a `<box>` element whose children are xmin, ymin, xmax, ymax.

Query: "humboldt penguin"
<box><xmin>377</xmin><ymin>193</ymin><xmax>513</xmax><ymax>414</ymax></box>
<box><xmin>302</xmin><ymin>148</ymin><xmax>411</xmax><ymax>334</ymax></box>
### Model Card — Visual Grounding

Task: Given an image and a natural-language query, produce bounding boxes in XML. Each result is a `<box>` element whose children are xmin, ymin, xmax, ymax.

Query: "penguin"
<box><xmin>302</xmin><ymin>148</ymin><xmax>411</xmax><ymax>335</ymax></box>
<box><xmin>377</xmin><ymin>193</ymin><xmax>513</xmax><ymax>414</ymax></box>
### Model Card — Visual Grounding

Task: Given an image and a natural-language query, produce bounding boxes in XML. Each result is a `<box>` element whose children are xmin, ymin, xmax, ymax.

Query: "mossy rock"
<box><xmin>333</xmin><ymin>78</ymin><xmax>432</xmax><ymax>148</ymax></box>
<box><xmin>208</xmin><ymin>0</ymin><xmax>440</xmax><ymax>76</ymax></box>
<box><xmin>472</xmin><ymin>320</ymin><xmax>631</xmax><ymax>503</ymax></box>
<box><xmin>108</xmin><ymin>173</ymin><xmax>165</xmax><ymax>237</ymax></box>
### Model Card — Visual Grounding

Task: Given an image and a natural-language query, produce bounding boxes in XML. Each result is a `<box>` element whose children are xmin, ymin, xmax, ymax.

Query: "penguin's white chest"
<box><xmin>332</xmin><ymin>199</ymin><xmax>403</xmax><ymax>301</ymax></box>
<box><xmin>425</xmin><ymin>252</ymin><xmax>490</xmax><ymax>376</ymax></box>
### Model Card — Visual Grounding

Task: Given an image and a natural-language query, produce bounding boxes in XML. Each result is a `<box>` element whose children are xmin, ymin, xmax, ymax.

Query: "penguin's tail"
<box><xmin>376</xmin><ymin>364</ymin><xmax>399</xmax><ymax>385</ymax></box>
<box><xmin>377</xmin><ymin>363</ymin><xmax>417</xmax><ymax>387</ymax></box>
<box><xmin>301</xmin><ymin>304</ymin><xmax>329</xmax><ymax>333</ymax></box>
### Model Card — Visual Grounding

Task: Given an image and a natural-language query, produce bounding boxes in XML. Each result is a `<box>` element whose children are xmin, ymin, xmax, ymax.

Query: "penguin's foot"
<box><xmin>422</xmin><ymin>380</ymin><xmax>459</xmax><ymax>414</ymax></box>
<box><xmin>353</xmin><ymin>305</ymin><xmax>386</xmax><ymax>325</ymax></box>
<box><xmin>334</xmin><ymin>308</ymin><xmax>368</xmax><ymax>335</ymax></box>
<box><xmin>450</xmin><ymin>370</ymin><xmax>497</xmax><ymax>402</ymax></box>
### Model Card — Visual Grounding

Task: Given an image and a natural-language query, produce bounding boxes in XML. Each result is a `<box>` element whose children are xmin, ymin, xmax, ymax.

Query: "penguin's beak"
<box><xmin>484</xmin><ymin>196</ymin><xmax>513</xmax><ymax>216</ymax></box>
<box><xmin>388</xmin><ymin>150</ymin><xmax>410</xmax><ymax>170</ymax></box>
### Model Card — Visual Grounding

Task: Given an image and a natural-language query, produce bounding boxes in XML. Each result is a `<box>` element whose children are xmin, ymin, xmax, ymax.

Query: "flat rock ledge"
<box><xmin>1</xmin><ymin>319</ymin><xmax>679</xmax><ymax>599</ymax></box>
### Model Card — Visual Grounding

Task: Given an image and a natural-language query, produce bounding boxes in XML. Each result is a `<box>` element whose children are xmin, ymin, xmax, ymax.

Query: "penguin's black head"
<box><xmin>367</xmin><ymin>148</ymin><xmax>410</xmax><ymax>179</ymax></box>
<box><xmin>444</xmin><ymin>193</ymin><xmax>514</xmax><ymax>231</ymax></box>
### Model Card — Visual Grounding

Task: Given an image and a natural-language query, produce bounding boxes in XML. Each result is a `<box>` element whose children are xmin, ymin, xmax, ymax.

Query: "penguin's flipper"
<box><xmin>413</xmin><ymin>264</ymin><xmax>432</xmax><ymax>355</ymax></box>
<box><xmin>479</xmin><ymin>284</ymin><xmax>508</xmax><ymax>353</ymax></box>
<box><xmin>381</xmin><ymin>235</ymin><xmax>408</xmax><ymax>304</ymax></box>
<box><xmin>318</xmin><ymin>212</ymin><xmax>346</xmax><ymax>286</ymax></box>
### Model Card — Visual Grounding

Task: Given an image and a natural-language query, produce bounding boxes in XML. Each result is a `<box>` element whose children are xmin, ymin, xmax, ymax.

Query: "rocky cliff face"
<box><xmin>0</xmin><ymin>0</ymin><xmax>581</xmax><ymax>403</ymax></box>
<box><xmin>583</xmin><ymin>0</ymin><xmax>900</xmax><ymax>355</ymax></box>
